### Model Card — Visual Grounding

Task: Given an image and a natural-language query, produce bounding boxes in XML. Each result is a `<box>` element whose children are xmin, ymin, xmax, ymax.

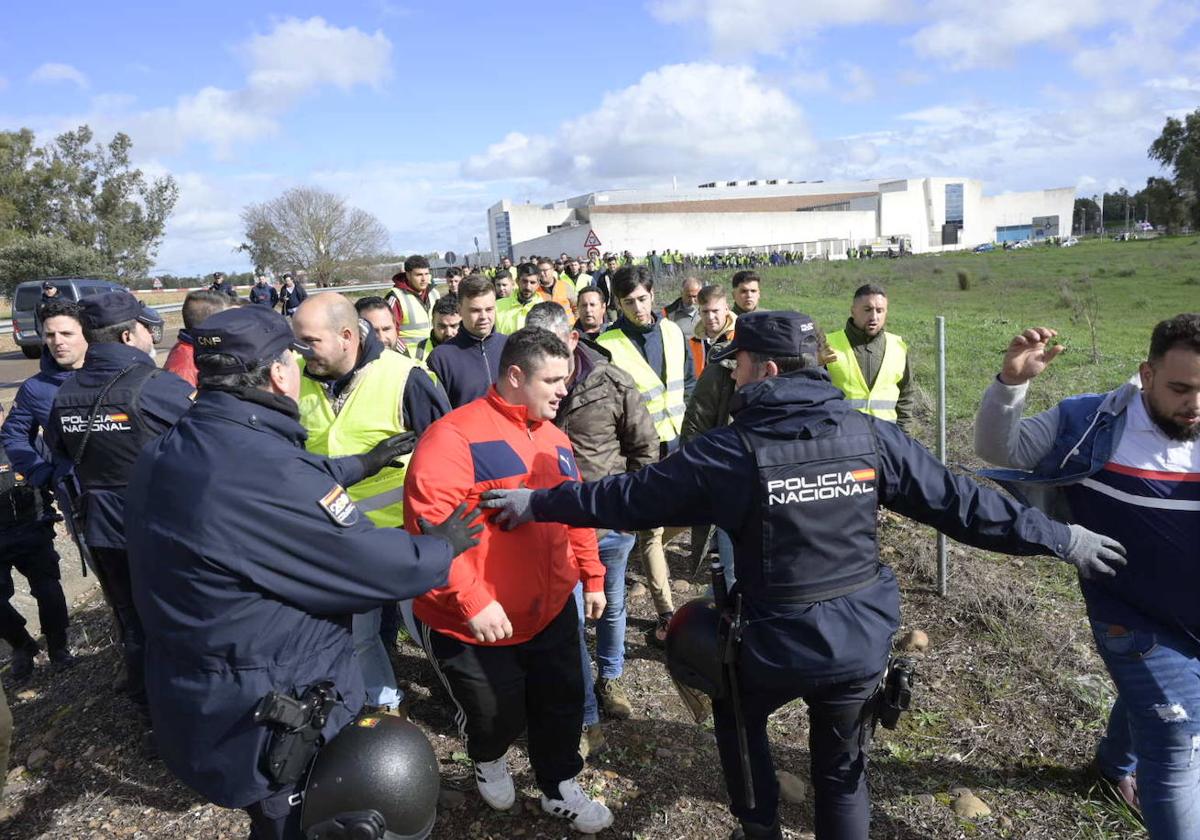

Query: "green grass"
<box><xmin>685</xmin><ymin>236</ymin><xmax>1200</xmax><ymax>428</ymax></box>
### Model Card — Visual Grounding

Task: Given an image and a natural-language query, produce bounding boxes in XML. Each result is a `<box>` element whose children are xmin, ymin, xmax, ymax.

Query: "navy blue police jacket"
<box><xmin>46</xmin><ymin>343</ymin><xmax>195</xmax><ymax>549</ymax></box>
<box><xmin>0</xmin><ymin>347</ymin><xmax>75</xmax><ymax>487</ymax></box>
<box><xmin>125</xmin><ymin>389</ymin><xmax>454</xmax><ymax>808</ymax></box>
<box><xmin>531</xmin><ymin>369</ymin><xmax>1071</xmax><ymax>685</ymax></box>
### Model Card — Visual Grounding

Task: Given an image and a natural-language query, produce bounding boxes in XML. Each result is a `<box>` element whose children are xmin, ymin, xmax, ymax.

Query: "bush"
<box><xmin>0</xmin><ymin>235</ymin><xmax>113</xmax><ymax>298</ymax></box>
<box><xmin>956</xmin><ymin>270</ymin><xmax>971</xmax><ymax>290</ymax></box>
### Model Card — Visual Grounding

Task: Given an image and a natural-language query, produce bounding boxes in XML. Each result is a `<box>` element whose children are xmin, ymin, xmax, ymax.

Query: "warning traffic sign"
<box><xmin>583</xmin><ymin>229</ymin><xmax>602</xmax><ymax>249</ymax></box>
<box><xmin>586</xmin><ymin>247</ymin><xmax>601</xmax><ymax>260</ymax></box>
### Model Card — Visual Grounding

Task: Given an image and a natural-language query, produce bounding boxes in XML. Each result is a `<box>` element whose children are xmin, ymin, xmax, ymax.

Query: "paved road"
<box><xmin>1</xmin><ymin>329</ymin><xmax>181</xmax><ymax>649</ymax></box>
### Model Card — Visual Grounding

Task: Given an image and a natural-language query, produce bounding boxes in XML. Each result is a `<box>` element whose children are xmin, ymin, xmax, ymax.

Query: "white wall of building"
<box><xmin>500</xmin><ymin>178</ymin><xmax>1077</xmax><ymax>258</ymax></box>
<box><xmin>513</xmin><ymin>210</ymin><xmax>878</xmax><ymax>259</ymax></box>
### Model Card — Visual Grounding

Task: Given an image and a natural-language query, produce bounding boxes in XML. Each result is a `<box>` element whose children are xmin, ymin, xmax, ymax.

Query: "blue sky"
<box><xmin>2</xmin><ymin>0</ymin><xmax>1199</xmax><ymax>274</ymax></box>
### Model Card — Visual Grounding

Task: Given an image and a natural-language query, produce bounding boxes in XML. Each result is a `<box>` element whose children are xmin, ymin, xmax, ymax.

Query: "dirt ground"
<box><xmin>1</xmin><ymin>505</ymin><xmax>1140</xmax><ymax>840</ymax></box>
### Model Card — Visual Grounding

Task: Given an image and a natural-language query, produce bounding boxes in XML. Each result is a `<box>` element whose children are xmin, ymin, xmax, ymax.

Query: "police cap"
<box><xmin>193</xmin><ymin>306</ymin><xmax>307</xmax><ymax>371</ymax></box>
<box><xmin>81</xmin><ymin>290</ymin><xmax>164</xmax><ymax>331</ymax></box>
<box><xmin>709</xmin><ymin>310</ymin><xmax>819</xmax><ymax>362</ymax></box>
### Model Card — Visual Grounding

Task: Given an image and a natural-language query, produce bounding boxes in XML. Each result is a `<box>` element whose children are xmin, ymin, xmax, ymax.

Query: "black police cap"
<box><xmin>709</xmin><ymin>310</ymin><xmax>820</xmax><ymax>363</ymax></box>
<box><xmin>193</xmin><ymin>306</ymin><xmax>308</xmax><ymax>372</ymax></box>
<box><xmin>80</xmin><ymin>290</ymin><xmax>164</xmax><ymax>331</ymax></box>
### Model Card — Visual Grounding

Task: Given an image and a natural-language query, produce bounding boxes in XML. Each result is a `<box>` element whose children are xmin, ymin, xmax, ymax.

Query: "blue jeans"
<box><xmin>575</xmin><ymin>529</ymin><xmax>636</xmax><ymax>726</ymax></box>
<box><xmin>353</xmin><ymin>607</ymin><xmax>401</xmax><ymax>709</ymax></box>
<box><xmin>1091</xmin><ymin>619</ymin><xmax>1200</xmax><ymax>838</ymax></box>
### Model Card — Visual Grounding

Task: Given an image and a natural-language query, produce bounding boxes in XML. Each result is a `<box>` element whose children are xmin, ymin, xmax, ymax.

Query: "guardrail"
<box><xmin>1</xmin><ymin>281</ymin><xmax>393</xmax><ymax>336</ymax></box>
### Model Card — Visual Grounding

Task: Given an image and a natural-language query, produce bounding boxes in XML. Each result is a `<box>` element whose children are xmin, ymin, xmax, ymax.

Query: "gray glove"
<box><xmin>417</xmin><ymin>502</ymin><xmax>485</xmax><ymax>558</ymax></box>
<box><xmin>479</xmin><ymin>488</ymin><xmax>535</xmax><ymax>531</ymax></box>
<box><xmin>1065</xmin><ymin>524</ymin><xmax>1127</xmax><ymax>580</ymax></box>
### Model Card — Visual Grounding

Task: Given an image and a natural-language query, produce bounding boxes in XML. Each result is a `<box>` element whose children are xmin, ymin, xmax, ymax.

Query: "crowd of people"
<box><xmin>0</xmin><ymin>248</ymin><xmax>1195</xmax><ymax>840</ymax></box>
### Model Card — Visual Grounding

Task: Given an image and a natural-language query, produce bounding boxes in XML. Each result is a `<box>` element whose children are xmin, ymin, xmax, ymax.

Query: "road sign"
<box><xmin>444</xmin><ymin>251</ymin><xmax>457</xmax><ymax>264</ymax></box>
<box><xmin>583</xmin><ymin>229</ymin><xmax>602</xmax><ymax>249</ymax></box>
<box><xmin>587</xmin><ymin>247</ymin><xmax>601</xmax><ymax>260</ymax></box>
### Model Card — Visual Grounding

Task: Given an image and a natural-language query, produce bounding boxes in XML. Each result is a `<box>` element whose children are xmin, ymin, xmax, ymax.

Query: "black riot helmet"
<box><xmin>665</xmin><ymin>597</ymin><xmax>726</xmax><ymax>698</ymax></box>
<box><xmin>302</xmin><ymin>715</ymin><xmax>440</xmax><ymax>840</ymax></box>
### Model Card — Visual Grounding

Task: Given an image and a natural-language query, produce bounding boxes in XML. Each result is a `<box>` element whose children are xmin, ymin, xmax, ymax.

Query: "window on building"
<box><xmin>945</xmin><ymin>183</ymin><xmax>964</xmax><ymax>227</ymax></box>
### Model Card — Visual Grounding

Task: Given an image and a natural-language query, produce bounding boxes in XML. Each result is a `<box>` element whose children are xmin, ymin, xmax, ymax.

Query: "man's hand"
<box><xmin>1000</xmin><ymin>328</ymin><xmax>1065</xmax><ymax>386</ymax></box>
<box><xmin>417</xmin><ymin>502</ymin><xmax>485</xmax><ymax>558</ymax></box>
<box><xmin>466</xmin><ymin>600</ymin><xmax>513</xmax><ymax>644</ymax></box>
<box><xmin>360</xmin><ymin>432</ymin><xmax>418</xmax><ymax>477</ymax></box>
<box><xmin>479</xmin><ymin>488</ymin><xmax>535</xmax><ymax>530</ymax></box>
<box><xmin>1064</xmin><ymin>524</ymin><xmax>1127</xmax><ymax>580</ymax></box>
<box><xmin>583</xmin><ymin>590</ymin><xmax>607</xmax><ymax>620</ymax></box>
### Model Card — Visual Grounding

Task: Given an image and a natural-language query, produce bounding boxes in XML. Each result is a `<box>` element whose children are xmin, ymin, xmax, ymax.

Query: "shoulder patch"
<box><xmin>318</xmin><ymin>484</ymin><xmax>360</xmax><ymax>527</ymax></box>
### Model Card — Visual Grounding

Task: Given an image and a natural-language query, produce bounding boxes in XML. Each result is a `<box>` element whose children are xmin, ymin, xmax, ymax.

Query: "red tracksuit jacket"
<box><xmin>404</xmin><ymin>387</ymin><xmax>603</xmax><ymax>645</ymax></box>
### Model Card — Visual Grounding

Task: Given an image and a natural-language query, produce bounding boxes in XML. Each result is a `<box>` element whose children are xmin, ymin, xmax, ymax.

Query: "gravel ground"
<box><xmin>2</xmin><ymin>517</ymin><xmax>1142</xmax><ymax>839</ymax></box>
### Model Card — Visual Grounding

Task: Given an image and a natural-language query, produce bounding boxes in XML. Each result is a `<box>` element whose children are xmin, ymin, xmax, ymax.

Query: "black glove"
<box><xmin>357</xmin><ymin>432</ymin><xmax>417</xmax><ymax>478</ymax></box>
<box><xmin>418</xmin><ymin>502</ymin><xmax>485</xmax><ymax>558</ymax></box>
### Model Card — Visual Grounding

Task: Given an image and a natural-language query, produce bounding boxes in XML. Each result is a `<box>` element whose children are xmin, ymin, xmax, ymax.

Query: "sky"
<box><xmin>2</xmin><ymin>0</ymin><xmax>1199</xmax><ymax>275</ymax></box>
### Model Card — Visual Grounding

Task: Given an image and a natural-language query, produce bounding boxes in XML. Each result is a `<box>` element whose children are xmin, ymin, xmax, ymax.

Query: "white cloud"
<box><xmin>649</xmin><ymin>0</ymin><xmax>904</xmax><ymax>54</ymax></box>
<box><xmin>242</xmin><ymin>16</ymin><xmax>391</xmax><ymax>102</ymax></box>
<box><xmin>82</xmin><ymin>17</ymin><xmax>393</xmax><ymax>160</ymax></box>
<box><xmin>463</xmin><ymin>63</ymin><xmax>814</xmax><ymax>185</ymax></box>
<box><xmin>839</xmin><ymin>63</ymin><xmax>875</xmax><ymax>102</ymax></box>
<box><xmin>30</xmin><ymin>62</ymin><xmax>90</xmax><ymax>90</ymax></box>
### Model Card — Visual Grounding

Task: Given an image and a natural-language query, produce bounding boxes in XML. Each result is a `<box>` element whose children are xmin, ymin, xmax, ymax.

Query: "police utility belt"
<box><xmin>254</xmin><ymin>682</ymin><xmax>337</xmax><ymax>786</ymax></box>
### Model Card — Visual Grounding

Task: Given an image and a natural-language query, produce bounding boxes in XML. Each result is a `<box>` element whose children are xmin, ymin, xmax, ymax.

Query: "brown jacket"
<box><xmin>555</xmin><ymin>342</ymin><xmax>658</xmax><ymax>482</ymax></box>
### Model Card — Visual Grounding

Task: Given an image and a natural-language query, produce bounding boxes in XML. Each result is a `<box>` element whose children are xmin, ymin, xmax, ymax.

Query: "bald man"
<box><xmin>291</xmin><ymin>294</ymin><xmax>450</xmax><ymax>715</ymax></box>
<box><xmin>662</xmin><ymin>276</ymin><xmax>703</xmax><ymax>337</ymax></box>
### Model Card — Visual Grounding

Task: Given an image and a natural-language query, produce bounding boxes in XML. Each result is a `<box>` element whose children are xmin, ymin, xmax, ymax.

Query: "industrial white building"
<box><xmin>487</xmin><ymin>178</ymin><xmax>1074</xmax><ymax>261</ymax></box>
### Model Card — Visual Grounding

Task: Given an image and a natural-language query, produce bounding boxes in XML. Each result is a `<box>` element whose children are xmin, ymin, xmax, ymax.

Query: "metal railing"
<box><xmin>1</xmin><ymin>281</ymin><xmax>393</xmax><ymax>336</ymax></box>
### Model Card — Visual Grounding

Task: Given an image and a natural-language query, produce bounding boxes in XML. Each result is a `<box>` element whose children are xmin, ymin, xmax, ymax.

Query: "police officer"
<box><xmin>124</xmin><ymin>306</ymin><xmax>481</xmax><ymax>839</ymax></box>
<box><xmin>0</xmin><ymin>435</ymin><xmax>71</xmax><ymax>681</ymax></box>
<box><xmin>46</xmin><ymin>290</ymin><xmax>194</xmax><ymax>707</ymax></box>
<box><xmin>481</xmin><ymin>310</ymin><xmax>1127</xmax><ymax>839</ymax></box>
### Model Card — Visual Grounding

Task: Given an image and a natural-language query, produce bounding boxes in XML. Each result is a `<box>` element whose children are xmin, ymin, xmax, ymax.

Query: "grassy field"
<box><xmin>685</xmin><ymin>235</ymin><xmax>1199</xmax><ymax>433</ymax></box>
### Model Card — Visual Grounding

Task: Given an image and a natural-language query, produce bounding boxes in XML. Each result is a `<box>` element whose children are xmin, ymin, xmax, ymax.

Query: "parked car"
<box><xmin>1060</xmin><ymin>237</ymin><xmax>1079</xmax><ymax>248</ymax></box>
<box><xmin>9</xmin><ymin>277</ymin><xmax>162</xmax><ymax>359</ymax></box>
<box><xmin>973</xmin><ymin>243</ymin><xmax>995</xmax><ymax>253</ymax></box>
<box><xmin>1011</xmin><ymin>239</ymin><xmax>1033</xmax><ymax>249</ymax></box>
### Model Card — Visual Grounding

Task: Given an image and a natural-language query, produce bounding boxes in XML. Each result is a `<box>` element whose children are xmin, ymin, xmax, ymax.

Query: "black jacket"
<box><xmin>531</xmin><ymin>369</ymin><xmax>1071</xmax><ymax>682</ymax></box>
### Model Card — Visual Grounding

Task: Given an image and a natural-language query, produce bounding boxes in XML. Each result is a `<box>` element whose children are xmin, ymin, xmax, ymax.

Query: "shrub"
<box><xmin>956</xmin><ymin>270</ymin><xmax>971</xmax><ymax>290</ymax></box>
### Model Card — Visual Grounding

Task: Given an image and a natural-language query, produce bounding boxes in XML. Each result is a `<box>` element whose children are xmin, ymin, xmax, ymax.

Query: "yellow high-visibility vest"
<box><xmin>409</xmin><ymin>337</ymin><xmax>433</xmax><ymax>361</ymax></box>
<box><xmin>598</xmin><ymin>319</ymin><xmax>686</xmax><ymax>443</ymax></box>
<box><xmin>495</xmin><ymin>296</ymin><xmax>539</xmax><ymax>334</ymax></box>
<box><xmin>298</xmin><ymin>350</ymin><xmax>419</xmax><ymax>526</ymax></box>
<box><xmin>825</xmin><ymin>329</ymin><xmax>907</xmax><ymax>423</ymax></box>
<box><xmin>386</xmin><ymin>287</ymin><xmax>441</xmax><ymax>343</ymax></box>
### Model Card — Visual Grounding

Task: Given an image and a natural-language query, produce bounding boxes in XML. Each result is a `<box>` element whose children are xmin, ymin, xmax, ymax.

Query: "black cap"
<box><xmin>709</xmin><ymin>310</ymin><xmax>820</xmax><ymax>362</ymax></box>
<box><xmin>41</xmin><ymin>280</ymin><xmax>55</xmax><ymax>290</ymax></box>
<box><xmin>192</xmin><ymin>306</ymin><xmax>307</xmax><ymax>372</ymax></box>
<box><xmin>80</xmin><ymin>290</ymin><xmax>164</xmax><ymax>331</ymax></box>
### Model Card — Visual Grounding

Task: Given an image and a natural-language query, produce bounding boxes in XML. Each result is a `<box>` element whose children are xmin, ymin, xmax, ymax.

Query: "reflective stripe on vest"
<box><xmin>298</xmin><ymin>351</ymin><xmax>417</xmax><ymax>526</ymax></box>
<box><xmin>825</xmin><ymin>329</ymin><xmax>907</xmax><ymax>423</ymax></box>
<box><xmin>597</xmin><ymin>319</ymin><xmax>686</xmax><ymax>443</ymax></box>
<box><xmin>495</xmin><ymin>296</ymin><xmax>538</xmax><ymax>334</ymax></box>
<box><xmin>387</xmin><ymin>287</ymin><xmax>441</xmax><ymax>343</ymax></box>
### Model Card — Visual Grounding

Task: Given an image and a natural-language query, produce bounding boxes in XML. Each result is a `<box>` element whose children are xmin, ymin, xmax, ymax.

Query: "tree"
<box><xmin>0</xmin><ymin>235</ymin><xmax>111</xmax><ymax>298</ymax></box>
<box><xmin>238</xmin><ymin>187</ymin><xmax>389</xmax><ymax>286</ymax></box>
<box><xmin>1073</xmin><ymin>197</ymin><xmax>1100</xmax><ymax>234</ymax></box>
<box><xmin>1135</xmin><ymin>177</ymin><xmax>1188</xmax><ymax>233</ymax></box>
<box><xmin>0</xmin><ymin>125</ymin><xmax>178</xmax><ymax>281</ymax></box>
<box><xmin>1148</xmin><ymin>109</ymin><xmax>1200</xmax><ymax>229</ymax></box>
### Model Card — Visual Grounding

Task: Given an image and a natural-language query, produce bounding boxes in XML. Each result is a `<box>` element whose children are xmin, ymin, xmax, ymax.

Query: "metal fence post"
<box><xmin>936</xmin><ymin>315</ymin><xmax>948</xmax><ymax>597</ymax></box>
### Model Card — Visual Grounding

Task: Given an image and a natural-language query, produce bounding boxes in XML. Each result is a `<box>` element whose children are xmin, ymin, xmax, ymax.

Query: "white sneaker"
<box><xmin>474</xmin><ymin>757</ymin><xmax>515</xmax><ymax>810</ymax></box>
<box><xmin>540</xmin><ymin>778</ymin><xmax>614</xmax><ymax>833</ymax></box>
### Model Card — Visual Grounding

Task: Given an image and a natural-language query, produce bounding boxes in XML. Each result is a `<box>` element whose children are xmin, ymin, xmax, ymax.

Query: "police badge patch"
<box><xmin>318</xmin><ymin>484</ymin><xmax>360</xmax><ymax>527</ymax></box>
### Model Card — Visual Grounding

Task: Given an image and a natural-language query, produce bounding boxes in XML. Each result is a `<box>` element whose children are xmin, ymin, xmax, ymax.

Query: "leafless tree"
<box><xmin>238</xmin><ymin>187</ymin><xmax>389</xmax><ymax>286</ymax></box>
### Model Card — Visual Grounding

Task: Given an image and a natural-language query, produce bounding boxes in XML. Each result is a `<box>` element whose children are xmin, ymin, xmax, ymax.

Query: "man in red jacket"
<box><xmin>404</xmin><ymin>327</ymin><xmax>613</xmax><ymax>834</ymax></box>
<box><xmin>164</xmin><ymin>290</ymin><xmax>234</xmax><ymax>386</ymax></box>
